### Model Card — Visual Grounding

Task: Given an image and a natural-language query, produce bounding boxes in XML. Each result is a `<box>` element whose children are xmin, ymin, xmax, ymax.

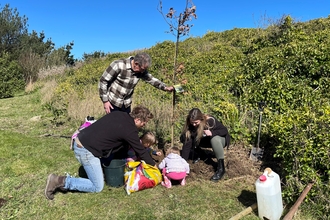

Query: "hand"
<box><xmin>164</xmin><ymin>86</ymin><xmax>174</xmax><ymax>92</ymax></box>
<box><xmin>103</xmin><ymin>101</ymin><xmax>114</xmax><ymax>114</ymax></box>
<box><xmin>203</xmin><ymin>129</ymin><xmax>212</xmax><ymax>136</ymax></box>
<box><xmin>156</xmin><ymin>151</ymin><xmax>162</xmax><ymax>156</ymax></box>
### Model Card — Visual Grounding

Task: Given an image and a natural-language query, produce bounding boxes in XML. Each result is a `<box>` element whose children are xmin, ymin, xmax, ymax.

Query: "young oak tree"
<box><xmin>158</xmin><ymin>0</ymin><xmax>197</xmax><ymax>146</ymax></box>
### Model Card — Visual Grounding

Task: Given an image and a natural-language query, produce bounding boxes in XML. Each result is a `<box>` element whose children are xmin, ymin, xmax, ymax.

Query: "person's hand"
<box><xmin>156</xmin><ymin>151</ymin><xmax>162</xmax><ymax>156</ymax></box>
<box><xmin>164</xmin><ymin>86</ymin><xmax>174</xmax><ymax>92</ymax></box>
<box><xmin>103</xmin><ymin>101</ymin><xmax>113</xmax><ymax>114</ymax></box>
<box><xmin>204</xmin><ymin>129</ymin><xmax>212</xmax><ymax>136</ymax></box>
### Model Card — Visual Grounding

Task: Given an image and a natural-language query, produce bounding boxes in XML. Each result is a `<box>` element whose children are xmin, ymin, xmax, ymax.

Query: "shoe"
<box><xmin>210</xmin><ymin>159</ymin><xmax>226</xmax><ymax>182</ymax></box>
<box><xmin>180</xmin><ymin>178</ymin><xmax>186</xmax><ymax>186</ymax></box>
<box><xmin>161</xmin><ymin>176</ymin><xmax>172</xmax><ymax>188</ymax></box>
<box><xmin>45</xmin><ymin>174</ymin><xmax>66</xmax><ymax>200</ymax></box>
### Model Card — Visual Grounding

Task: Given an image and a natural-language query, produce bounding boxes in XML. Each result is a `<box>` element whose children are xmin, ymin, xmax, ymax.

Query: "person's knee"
<box><xmin>93</xmin><ymin>182</ymin><xmax>104</xmax><ymax>193</ymax></box>
<box><xmin>211</xmin><ymin>136</ymin><xmax>225</xmax><ymax>148</ymax></box>
<box><xmin>210</xmin><ymin>136</ymin><xmax>225</xmax><ymax>159</ymax></box>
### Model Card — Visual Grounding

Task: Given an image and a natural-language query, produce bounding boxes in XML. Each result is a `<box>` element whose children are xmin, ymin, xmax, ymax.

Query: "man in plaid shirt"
<box><xmin>99</xmin><ymin>52</ymin><xmax>174</xmax><ymax>114</ymax></box>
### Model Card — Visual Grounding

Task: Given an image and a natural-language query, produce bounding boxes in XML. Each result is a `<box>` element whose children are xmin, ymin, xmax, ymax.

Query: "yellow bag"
<box><xmin>124</xmin><ymin>161</ymin><xmax>162</xmax><ymax>195</ymax></box>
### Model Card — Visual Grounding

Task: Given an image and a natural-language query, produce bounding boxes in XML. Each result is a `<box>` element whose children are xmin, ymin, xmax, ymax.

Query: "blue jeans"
<box><xmin>64</xmin><ymin>141</ymin><xmax>104</xmax><ymax>192</ymax></box>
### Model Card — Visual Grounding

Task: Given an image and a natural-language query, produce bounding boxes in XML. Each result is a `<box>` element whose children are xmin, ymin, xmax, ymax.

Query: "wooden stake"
<box><xmin>229</xmin><ymin>203</ymin><xmax>258</xmax><ymax>220</ymax></box>
<box><xmin>282</xmin><ymin>182</ymin><xmax>314</xmax><ymax>220</ymax></box>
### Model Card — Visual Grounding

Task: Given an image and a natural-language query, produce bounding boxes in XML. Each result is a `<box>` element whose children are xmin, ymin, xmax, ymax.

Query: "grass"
<box><xmin>0</xmin><ymin>90</ymin><xmax>313</xmax><ymax>220</ymax></box>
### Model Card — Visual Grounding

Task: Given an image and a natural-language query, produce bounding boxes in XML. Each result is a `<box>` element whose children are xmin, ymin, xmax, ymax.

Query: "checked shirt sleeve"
<box><xmin>141</xmin><ymin>72</ymin><xmax>167</xmax><ymax>90</ymax></box>
<box><xmin>98</xmin><ymin>61</ymin><xmax>121</xmax><ymax>102</ymax></box>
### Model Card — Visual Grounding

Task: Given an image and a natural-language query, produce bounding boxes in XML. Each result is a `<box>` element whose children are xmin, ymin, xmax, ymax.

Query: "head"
<box><xmin>132</xmin><ymin>52</ymin><xmax>152</xmax><ymax>73</ymax></box>
<box><xmin>187</xmin><ymin>108</ymin><xmax>204</xmax><ymax>127</ymax></box>
<box><xmin>130</xmin><ymin>105</ymin><xmax>154</xmax><ymax>129</ymax></box>
<box><xmin>166</xmin><ymin>146</ymin><xmax>181</xmax><ymax>156</ymax></box>
<box><xmin>183</xmin><ymin>108</ymin><xmax>207</xmax><ymax>143</ymax></box>
<box><xmin>140</xmin><ymin>131</ymin><xmax>156</xmax><ymax>148</ymax></box>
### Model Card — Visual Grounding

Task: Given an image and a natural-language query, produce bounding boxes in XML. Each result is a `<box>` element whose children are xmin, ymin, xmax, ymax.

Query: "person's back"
<box><xmin>159</xmin><ymin>153</ymin><xmax>189</xmax><ymax>174</ymax></box>
<box><xmin>78</xmin><ymin>111</ymin><xmax>136</xmax><ymax>158</ymax></box>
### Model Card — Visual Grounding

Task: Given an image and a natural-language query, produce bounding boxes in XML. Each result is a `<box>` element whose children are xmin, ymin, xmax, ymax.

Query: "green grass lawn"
<box><xmin>1</xmin><ymin>91</ymin><xmax>307</xmax><ymax>220</ymax></box>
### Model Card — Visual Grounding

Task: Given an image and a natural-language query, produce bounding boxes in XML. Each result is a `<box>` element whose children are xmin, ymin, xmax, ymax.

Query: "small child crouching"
<box><xmin>158</xmin><ymin>146</ymin><xmax>190</xmax><ymax>188</ymax></box>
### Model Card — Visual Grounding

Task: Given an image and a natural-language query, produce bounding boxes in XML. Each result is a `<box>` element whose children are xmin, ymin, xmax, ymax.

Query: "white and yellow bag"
<box><xmin>124</xmin><ymin>161</ymin><xmax>162</xmax><ymax>195</ymax></box>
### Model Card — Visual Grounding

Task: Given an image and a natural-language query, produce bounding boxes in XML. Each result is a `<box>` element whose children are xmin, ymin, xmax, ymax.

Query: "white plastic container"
<box><xmin>255</xmin><ymin>168</ymin><xmax>283</xmax><ymax>220</ymax></box>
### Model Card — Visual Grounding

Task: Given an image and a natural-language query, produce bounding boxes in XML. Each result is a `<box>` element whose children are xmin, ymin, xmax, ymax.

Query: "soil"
<box><xmin>152</xmin><ymin>143</ymin><xmax>279</xmax><ymax>183</ymax></box>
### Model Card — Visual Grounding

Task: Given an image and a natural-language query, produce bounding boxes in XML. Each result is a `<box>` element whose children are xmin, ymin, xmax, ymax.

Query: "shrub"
<box><xmin>0</xmin><ymin>52</ymin><xmax>25</xmax><ymax>98</ymax></box>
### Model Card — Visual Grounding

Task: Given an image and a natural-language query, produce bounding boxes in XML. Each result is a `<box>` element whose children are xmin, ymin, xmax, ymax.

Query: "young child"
<box><xmin>158</xmin><ymin>146</ymin><xmax>190</xmax><ymax>188</ymax></box>
<box><xmin>126</xmin><ymin>131</ymin><xmax>162</xmax><ymax>162</ymax></box>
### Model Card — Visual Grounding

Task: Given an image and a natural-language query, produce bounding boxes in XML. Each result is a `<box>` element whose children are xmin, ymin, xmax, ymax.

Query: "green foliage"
<box><xmin>0</xmin><ymin>90</ymin><xmax>263</xmax><ymax>220</ymax></box>
<box><xmin>231</xmin><ymin>16</ymin><xmax>330</xmax><ymax>215</ymax></box>
<box><xmin>37</xmin><ymin>15</ymin><xmax>330</xmax><ymax>217</ymax></box>
<box><xmin>0</xmin><ymin>4</ymin><xmax>28</xmax><ymax>57</ymax></box>
<box><xmin>268</xmin><ymin>105</ymin><xmax>330</xmax><ymax>217</ymax></box>
<box><xmin>0</xmin><ymin>52</ymin><xmax>24</xmax><ymax>98</ymax></box>
<box><xmin>82</xmin><ymin>50</ymin><xmax>107</xmax><ymax>62</ymax></box>
<box><xmin>0</xmin><ymin>4</ymin><xmax>75</xmax><ymax>86</ymax></box>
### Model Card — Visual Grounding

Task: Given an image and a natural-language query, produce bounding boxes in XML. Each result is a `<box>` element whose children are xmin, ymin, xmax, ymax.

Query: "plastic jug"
<box><xmin>255</xmin><ymin>167</ymin><xmax>283</xmax><ymax>220</ymax></box>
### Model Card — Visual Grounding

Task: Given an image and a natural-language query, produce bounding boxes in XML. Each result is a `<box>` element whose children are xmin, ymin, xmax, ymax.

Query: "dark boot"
<box><xmin>210</xmin><ymin>159</ymin><xmax>225</xmax><ymax>182</ymax></box>
<box><xmin>45</xmin><ymin>174</ymin><xmax>66</xmax><ymax>200</ymax></box>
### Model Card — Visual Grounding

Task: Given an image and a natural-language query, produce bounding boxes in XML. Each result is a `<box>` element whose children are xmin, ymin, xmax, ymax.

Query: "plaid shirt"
<box><xmin>98</xmin><ymin>56</ymin><xmax>167</xmax><ymax>108</ymax></box>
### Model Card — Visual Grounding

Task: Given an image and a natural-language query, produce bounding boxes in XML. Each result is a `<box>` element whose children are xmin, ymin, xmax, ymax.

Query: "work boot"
<box><xmin>210</xmin><ymin>159</ymin><xmax>225</xmax><ymax>182</ymax></box>
<box><xmin>45</xmin><ymin>174</ymin><xmax>66</xmax><ymax>200</ymax></box>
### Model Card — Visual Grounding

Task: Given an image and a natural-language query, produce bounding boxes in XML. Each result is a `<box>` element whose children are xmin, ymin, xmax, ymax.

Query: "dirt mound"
<box><xmin>153</xmin><ymin>144</ymin><xmax>265</xmax><ymax>182</ymax></box>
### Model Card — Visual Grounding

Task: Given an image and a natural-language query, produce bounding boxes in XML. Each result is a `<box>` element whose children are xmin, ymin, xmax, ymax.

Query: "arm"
<box><xmin>141</xmin><ymin>72</ymin><xmax>174</xmax><ymax>92</ymax></box>
<box><xmin>125</xmin><ymin>130</ymin><xmax>155</xmax><ymax>166</ymax></box>
<box><xmin>151</xmin><ymin>149</ymin><xmax>162</xmax><ymax>156</ymax></box>
<box><xmin>158</xmin><ymin>158</ymin><xmax>166</xmax><ymax>170</ymax></box>
<box><xmin>206</xmin><ymin>117</ymin><xmax>229</xmax><ymax>137</ymax></box>
<box><xmin>183</xmin><ymin>159</ymin><xmax>190</xmax><ymax>174</ymax></box>
<box><xmin>98</xmin><ymin>61</ymin><xmax>120</xmax><ymax>113</ymax></box>
<box><xmin>180</xmin><ymin>134</ymin><xmax>193</xmax><ymax>161</ymax></box>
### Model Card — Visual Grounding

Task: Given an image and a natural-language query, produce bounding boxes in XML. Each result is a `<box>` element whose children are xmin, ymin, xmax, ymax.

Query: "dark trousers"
<box><xmin>111</xmin><ymin>103</ymin><xmax>131</xmax><ymax>113</ymax></box>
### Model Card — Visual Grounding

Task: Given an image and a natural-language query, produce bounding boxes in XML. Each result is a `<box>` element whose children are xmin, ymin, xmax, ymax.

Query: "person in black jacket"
<box><xmin>45</xmin><ymin>106</ymin><xmax>155</xmax><ymax>200</ymax></box>
<box><xmin>180</xmin><ymin>108</ymin><xmax>230</xmax><ymax>182</ymax></box>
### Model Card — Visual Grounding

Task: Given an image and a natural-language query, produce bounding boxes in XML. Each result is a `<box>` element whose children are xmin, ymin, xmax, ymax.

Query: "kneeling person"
<box><xmin>45</xmin><ymin>106</ymin><xmax>155</xmax><ymax>200</ymax></box>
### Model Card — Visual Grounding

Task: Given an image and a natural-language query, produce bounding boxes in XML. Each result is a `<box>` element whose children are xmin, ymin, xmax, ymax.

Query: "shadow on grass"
<box><xmin>237</xmin><ymin>189</ymin><xmax>258</xmax><ymax>214</ymax></box>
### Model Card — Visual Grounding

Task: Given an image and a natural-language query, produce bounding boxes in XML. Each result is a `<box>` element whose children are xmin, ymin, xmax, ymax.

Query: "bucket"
<box><xmin>255</xmin><ymin>168</ymin><xmax>283</xmax><ymax>220</ymax></box>
<box><xmin>103</xmin><ymin>159</ymin><xmax>126</xmax><ymax>187</ymax></box>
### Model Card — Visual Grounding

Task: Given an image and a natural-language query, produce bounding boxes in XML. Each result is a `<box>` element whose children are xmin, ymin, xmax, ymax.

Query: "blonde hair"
<box><xmin>140</xmin><ymin>131</ymin><xmax>156</xmax><ymax>147</ymax></box>
<box><xmin>166</xmin><ymin>146</ymin><xmax>180</xmax><ymax>156</ymax></box>
<box><xmin>182</xmin><ymin>108</ymin><xmax>214</xmax><ymax>144</ymax></box>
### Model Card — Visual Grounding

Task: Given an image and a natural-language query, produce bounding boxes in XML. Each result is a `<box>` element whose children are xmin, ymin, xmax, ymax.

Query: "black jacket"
<box><xmin>181</xmin><ymin>116</ymin><xmax>230</xmax><ymax>160</ymax></box>
<box><xmin>78</xmin><ymin>111</ymin><xmax>155</xmax><ymax>166</ymax></box>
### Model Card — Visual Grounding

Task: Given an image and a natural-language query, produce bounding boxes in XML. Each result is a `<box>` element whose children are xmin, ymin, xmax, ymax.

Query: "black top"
<box><xmin>78</xmin><ymin>111</ymin><xmax>155</xmax><ymax>166</ymax></box>
<box><xmin>181</xmin><ymin>116</ymin><xmax>230</xmax><ymax>160</ymax></box>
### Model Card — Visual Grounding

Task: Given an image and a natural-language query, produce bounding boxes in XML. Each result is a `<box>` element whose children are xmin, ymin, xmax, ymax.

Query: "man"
<box><xmin>99</xmin><ymin>52</ymin><xmax>174</xmax><ymax>114</ymax></box>
<box><xmin>45</xmin><ymin>106</ymin><xmax>155</xmax><ymax>200</ymax></box>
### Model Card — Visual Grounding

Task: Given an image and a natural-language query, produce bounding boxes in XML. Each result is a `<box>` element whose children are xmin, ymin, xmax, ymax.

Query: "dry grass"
<box><xmin>37</xmin><ymin>65</ymin><xmax>67</xmax><ymax>79</ymax></box>
<box><xmin>67</xmin><ymin>85</ymin><xmax>104</xmax><ymax>121</ymax></box>
<box><xmin>39</xmin><ymin>79</ymin><xmax>58</xmax><ymax>105</ymax></box>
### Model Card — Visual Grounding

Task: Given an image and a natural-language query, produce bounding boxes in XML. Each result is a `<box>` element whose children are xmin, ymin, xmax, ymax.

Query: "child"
<box><xmin>158</xmin><ymin>146</ymin><xmax>190</xmax><ymax>188</ymax></box>
<box><xmin>126</xmin><ymin>131</ymin><xmax>162</xmax><ymax>162</ymax></box>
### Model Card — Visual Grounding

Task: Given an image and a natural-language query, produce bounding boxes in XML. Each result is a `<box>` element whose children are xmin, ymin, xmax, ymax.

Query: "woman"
<box><xmin>180</xmin><ymin>108</ymin><xmax>230</xmax><ymax>182</ymax></box>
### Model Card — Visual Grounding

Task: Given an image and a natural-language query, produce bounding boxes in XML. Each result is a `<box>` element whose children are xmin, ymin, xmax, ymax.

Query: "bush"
<box><xmin>0</xmin><ymin>52</ymin><xmax>25</xmax><ymax>98</ymax></box>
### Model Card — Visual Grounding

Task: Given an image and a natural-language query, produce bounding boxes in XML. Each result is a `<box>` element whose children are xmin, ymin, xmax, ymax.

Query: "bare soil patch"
<box><xmin>152</xmin><ymin>144</ymin><xmax>270</xmax><ymax>184</ymax></box>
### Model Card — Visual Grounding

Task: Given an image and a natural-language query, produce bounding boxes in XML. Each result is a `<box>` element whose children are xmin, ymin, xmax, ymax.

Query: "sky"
<box><xmin>3</xmin><ymin>0</ymin><xmax>330</xmax><ymax>59</ymax></box>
